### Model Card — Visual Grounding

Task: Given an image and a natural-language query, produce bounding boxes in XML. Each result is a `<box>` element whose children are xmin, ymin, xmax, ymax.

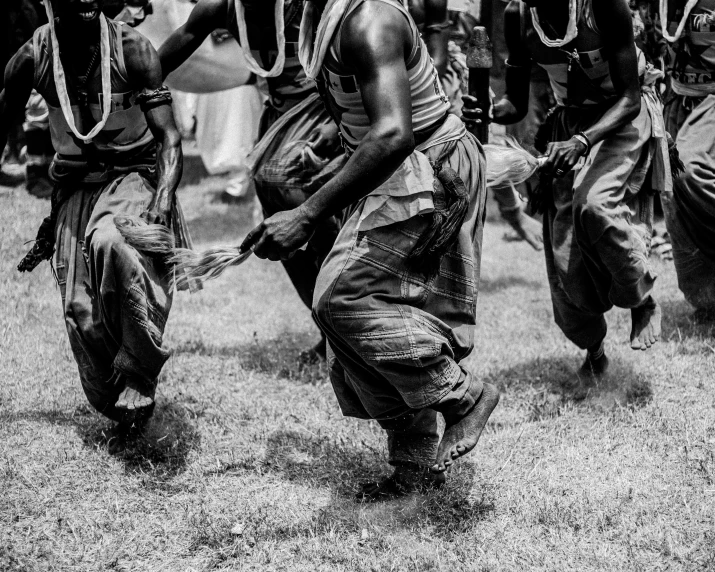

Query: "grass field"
<box><xmin>1</xmin><ymin>173</ymin><xmax>714</xmax><ymax>571</ymax></box>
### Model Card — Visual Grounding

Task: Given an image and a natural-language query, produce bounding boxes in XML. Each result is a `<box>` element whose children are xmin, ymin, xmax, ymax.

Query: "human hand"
<box><xmin>461</xmin><ymin>94</ymin><xmax>491</xmax><ymax>130</ymax></box>
<box><xmin>141</xmin><ymin>195</ymin><xmax>171</xmax><ymax>228</ymax></box>
<box><xmin>542</xmin><ymin>136</ymin><xmax>588</xmax><ymax>177</ymax></box>
<box><xmin>307</xmin><ymin>122</ymin><xmax>341</xmax><ymax>157</ymax></box>
<box><xmin>240</xmin><ymin>205</ymin><xmax>316</xmax><ymax>261</ymax></box>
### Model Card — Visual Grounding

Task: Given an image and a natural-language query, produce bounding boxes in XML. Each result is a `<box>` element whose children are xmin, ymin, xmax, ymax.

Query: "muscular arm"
<box><xmin>582</xmin><ymin>0</ymin><xmax>641</xmax><ymax>146</ymax></box>
<box><xmin>494</xmin><ymin>0</ymin><xmax>531</xmax><ymax>124</ymax></box>
<box><xmin>0</xmin><ymin>41</ymin><xmax>34</xmax><ymax>161</ymax></box>
<box><xmin>542</xmin><ymin>0</ymin><xmax>641</xmax><ymax>175</ymax></box>
<box><xmin>125</xmin><ymin>29</ymin><xmax>182</xmax><ymax>224</ymax></box>
<box><xmin>242</xmin><ymin>3</ymin><xmax>415</xmax><ymax>259</ymax></box>
<box><xmin>422</xmin><ymin>0</ymin><xmax>449</xmax><ymax>77</ymax></box>
<box><xmin>158</xmin><ymin>0</ymin><xmax>227</xmax><ymax>80</ymax></box>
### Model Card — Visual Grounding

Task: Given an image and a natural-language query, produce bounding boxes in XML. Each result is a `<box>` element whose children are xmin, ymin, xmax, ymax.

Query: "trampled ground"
<box><xmin>1</xmin><ymin>175</ymin><xmax>713</xmax><ymax>571</ymax></box>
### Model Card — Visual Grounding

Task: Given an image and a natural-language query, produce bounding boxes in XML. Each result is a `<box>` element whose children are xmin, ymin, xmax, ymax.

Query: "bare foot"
<box><xmin>504</xmin><ymin>209</ymin><xmax>543</xmax><ymax>251</ymax></box>
<box><xmin>431</xmin><ymin>383</ymin><xmax>500</xmax><ymax>474</ymax></box>
<box><xmin>357</xmin><ymin>465</ymin><xmax>445</xmax><ymax>502</ymax></box>
<box><xmin>630</xmin><ymin>296</ymin><xmax>661</xmax><ymax>351</ymax></box>
<box><xmin>299</xmin><ymin>336</ymin><xmax>327</xmax><ymax>365</ymax></box>
<box><xmin>115</xmin><ymin>378</ymin><xmax>155</xmax><ymax>412</ymax></box>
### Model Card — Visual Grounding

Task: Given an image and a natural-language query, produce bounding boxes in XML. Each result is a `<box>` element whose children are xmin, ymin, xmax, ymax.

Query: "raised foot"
<box><xmin>115</xmin><ymin>378</ymin><xmax>155</xmax><ymax>413</ymax></box>
<box><xmin>431</xmin><ymin>383</ymin><xmax>500</xmax><ymax>474</ymax></box>
<box><xmin>299</xmin><ymin>337</ymin><xmax>327</xmax><ymax>365</ymax></box>
<box><xmin>357</xmin><ymin>466</ymin><xmax>445</xmax><ymax>502</ymax></box>
<box><xmin>630</xmin><ymin>296</ymin><xmax>661</xmax><ymax>351</ymax></box>
<box><xmin>504</xmin><ymin>209</ymin><xmax>543</xmax><ymax>251</ymax></box>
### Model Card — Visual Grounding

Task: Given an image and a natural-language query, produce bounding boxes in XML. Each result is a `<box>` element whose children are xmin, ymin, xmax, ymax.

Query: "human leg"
<box><xmin>570</xmin><ymin>105</ymin><xmax>660</xmax><ymax>349</ymax></box>
<box><xmin>54</xmin><ymin>185</ymin><xmax>124</xmax><ymax>421</ymax></box>
<box><xmin>314</xmin><ymin>134</ymin><xmax>497</xmax><ymax>482</ymax></box>
<box><xmin>87</xmin><ymin>173</ymin><xmax>173</xmax><ymax>414</ymax></box>
<box><xmin>253</xmin><ymin>99</ymin><xmax>344</xmax><ymax>357</ymax></box>
<box><xmin>662</xmin><ymin>192</ymin><xmax>715</xmax><ymax>312</ymax></box>
<box><xmin>55</xmin><ymin>173</ymin><xmax>174</xmax><ymax>421</ymax></box>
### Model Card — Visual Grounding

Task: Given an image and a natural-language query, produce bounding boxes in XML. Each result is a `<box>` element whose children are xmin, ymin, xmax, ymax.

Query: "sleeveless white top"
<box><xmin>32</xmin><ymin>19</ymin><xmax>154</xmax><ymax>164</ymax></box>
<box><xmin>321</xmin><ymin>0</ymin><xmax>450</xmax><ymax>149</ymax></box>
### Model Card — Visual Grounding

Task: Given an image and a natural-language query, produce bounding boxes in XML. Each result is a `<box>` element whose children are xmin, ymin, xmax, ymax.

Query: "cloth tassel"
<box><xmin>484</xmin><ymin>139</ymin><xmax>545</xmax><ymax>188</ymax></box>
<box><xmin>167</xmin><ymin>247</ymin><xmax>252</xmax><ymax>291</ymax></box>
<box><xmin>666</xmin><ymin>132</ymin><xmax>685</xmax><ymax>179</ymax></box>
<box><xmin>114</xmin><ymin>215</ymin><xmax>251</xmax><ymax>291</ymax></box>
<box><xmin>407</xmin><ymin>162</ymin><xmax>470</xmax><ymax>273</ymax></box>
<box><xmin>114</xmin><ymin>215</ymin><xmax>176</xmax><ymax>254</ymax></box>
<box><xmin>18</xmin><ymin>215</ymin><xmax>56</xmax><ymax>272</ymax></box>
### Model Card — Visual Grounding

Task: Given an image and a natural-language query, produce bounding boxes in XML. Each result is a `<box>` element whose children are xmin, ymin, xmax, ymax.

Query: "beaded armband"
<box><xmin>135</xmin><ymin>86</ymin><xmax>173</xmax><ymax>113</ymax></box>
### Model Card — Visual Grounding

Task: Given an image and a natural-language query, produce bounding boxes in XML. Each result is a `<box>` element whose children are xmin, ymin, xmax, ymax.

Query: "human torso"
<box><xmin>665</xmin><ymin>0</ymin><xmax>715</xmax><ymax>93</ymax></box>
<box><xmin>320</xmin><ymin>0</ymin><xmax>451</xmax><ymax>149</ymax></box>
<box><xmin>227</xmin><ymin>0</ymin><xmax>314</xmax><ymax>110</ymax></box>
<box><xmin>525</xmin><ymin>4</ymin><xmax>617</xmax><ymax>107</ymax></box>
<box><xmin>32</xmin><ymin>19</ymin><xmax>154</xmax><ymax>166</ymax></box>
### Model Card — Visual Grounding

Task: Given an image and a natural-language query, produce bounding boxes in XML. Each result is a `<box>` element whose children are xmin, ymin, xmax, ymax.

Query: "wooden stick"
<box><xmin>467</xmin><ymin>25</ymin><xmax>493</xmax><ymax>143</ymax></box>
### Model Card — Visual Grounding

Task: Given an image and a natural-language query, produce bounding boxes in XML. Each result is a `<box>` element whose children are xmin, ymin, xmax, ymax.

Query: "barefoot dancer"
<box><xmin>659</xmin><ymin>1</ymin><xmax>715</xmax><ymax>315</ymax></box>
<box><xmin>242</xmin><ymin>0</ymin><xmax>499</xmax><ymax>499</ymax></box>
<box><xmin>0</xmin><ymin>0</ymin><xmax>188</xmax><ymax>425</ymax></box>
<box><xmin>466</xmin><ymin>0</ymin><xmax>671</xmax><ymax>378</ymax></box>
<box><xmin>410</xmin><ymin>0</ymin><xmax>545</xmax><ymax>250</ymax></box>
<box><xmin>159</xmin><ymin>0</ymin><xmax>345</xmax><ymax>362</ymax></box>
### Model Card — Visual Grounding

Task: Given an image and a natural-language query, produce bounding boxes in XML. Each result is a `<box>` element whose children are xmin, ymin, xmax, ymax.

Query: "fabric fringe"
<box><xmin>484</xmin><ymin>138</ymin><xmax>545</xmax><ymax>188</ymax></box>
<box><xmin>407</xmin><ymin>159</ymin><xmax>470</xmax><ymax>273</ymax></box>
<box><xmin>666</xmin><ymin>132</ymin><xmax>685</xmax><ymax>179</ymax></box>
<box><xmin>167</xmin><ymin>247</ymin><xmax>252</xmax><ymax>291</ymax></box>
<box><xmin>114</xmin><ymin>215</ymin><xmax>251</xmax><ymax>291</ymax></box>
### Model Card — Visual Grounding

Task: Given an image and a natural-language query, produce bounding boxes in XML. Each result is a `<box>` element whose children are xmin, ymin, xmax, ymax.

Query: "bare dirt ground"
<box><xmin>1</xmin><ymin>174</ymin><xmax>714</xmax><ymax>571</ymax></box>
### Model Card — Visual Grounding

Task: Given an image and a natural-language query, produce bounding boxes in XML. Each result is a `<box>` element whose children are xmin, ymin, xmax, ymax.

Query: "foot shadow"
<box><xmin>78</xmin><ymin>399</ymin><xmax>201</xmax><ymax>490</ymax></box>
<box><xmin>479</xmin><ymin>275</ymin><xmax>544</xmax><ymax>294</ymax></box>
<box><xmin>486</xmin><ymin>355</ymin><xmax>653</xmax><ymax>421</ymax></box>
<box><xmin>235</xmin><ymin>429</ymin><xmax>495</xmax><ymax>539</ymax></box>
<box><xmin>660</xmin><ymin>298</ymin><xmax>715</xmax><ymax>349</ymax></box>
<box><xmin>172</xmin><ymin>331</ymin><xmax>328</xmax><ymax>384</ymax></box>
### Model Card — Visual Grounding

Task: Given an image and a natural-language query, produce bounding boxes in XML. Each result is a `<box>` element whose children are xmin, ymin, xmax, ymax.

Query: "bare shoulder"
<box><xmin>341</xmin><ymin>1</ymin><xmax>412</xmax><ymax>65</ymax></box>
<box><xmin>4</xmin><ymin>39</ymin><xmax>35</xmax><ymax>89</ymax></box>
<box><xmin>592</xmin><ymin>0</ymin><xmax>633</xmax><ymax>33</ymax></box>
<box><xmin>121</xmin><ymin>25</ymin><xmax>163</xmax><ymax>89</ymax></box>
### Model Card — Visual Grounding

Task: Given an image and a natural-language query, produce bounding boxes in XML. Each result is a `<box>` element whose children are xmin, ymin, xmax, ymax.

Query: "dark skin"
<box><xmin>243</xmin><ymin>0</ymin><xmax>499</xmax><ymax>477</ymax></box>
<box><xmin>158</xmin><ymin>0</ymin><xmax>341</xmax><ymax>154</ymax></box>
<box><xmin>0</xmin><ymin>0</ymin><xmax>183</xmax><ymax>410</ymax></box>
<box><xmin>240</xmin><ymin>0</ymin><xmax>415</xmax><ymax>260</ymax></box>
<box><xmin>408</xmin><ymin>0</ymin><xmax>450</xmax><ymax>77</ymax></box>
<box><xmin>1</xmin><ymin>0</ymin><xmax>182</xmax><ymax>229</ymax></box>
<box><xmin>463</xmin><ymin>0</ymin><xmax>642</xmax><ymax>177</ymax></box>
<box><xmin>464</xmin><ymin>0</ymin><xmax>660</xmax><ymax>352</ymax></box>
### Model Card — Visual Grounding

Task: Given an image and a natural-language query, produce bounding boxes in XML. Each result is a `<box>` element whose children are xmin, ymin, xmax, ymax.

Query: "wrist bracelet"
<box><xmin>573</xmin><ymin>132</ymin><xmax>592</xmax><ymax>156</ymax></box>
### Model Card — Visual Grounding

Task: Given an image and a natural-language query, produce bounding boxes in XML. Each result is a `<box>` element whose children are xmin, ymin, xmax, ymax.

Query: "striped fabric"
<box><xmin>227</xmin><ymin>0</ymin><xmax>314</xmax><ymax>109</ymax></box>
<box><xmin>665</xmin><ymin>0</ymin><xmax>715</xmax><ymax>95</ymax></box>
<box><xmin>32</xmin><ymin>20</ymin><xmax>154</xmax><ymax>165</ymax></box>
<box><xmin>321</xmin><ymin>0</ymin><xmax>450</xmax><ymax>149</ymax></box>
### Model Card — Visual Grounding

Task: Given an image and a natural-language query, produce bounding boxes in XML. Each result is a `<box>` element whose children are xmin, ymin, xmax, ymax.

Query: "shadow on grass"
<box><xmin>0</xmin><ymin>399</ymin><xmax>201</xmax><ymax>489</ymax></box>
<box><xmin>480</xmin><ymin>275</ymin><xmax>543</xmax><ymax>294</ymax></box>
<box><xmin>172</xmin><ymin>331</ymin><xmax>327</xmax><ymax>384</ymax></box>
<box><xmin>78</xmin><ymin>400</ymin><xmax>201</xmax><ymax>489</ymax></box>
<box><xmin>660</xmin><ymin>298</ymin><xmax>715</xmax><ymax>343</ymax></box>
<box><xmin>252</xmin><ymin>429</ymin><xmax>495</xmax><ymax>539</ymax></box>
<box><xmin>487</xmin><ymin>355</ymin><xmax>653</xmax><ymax>420</ymax></box>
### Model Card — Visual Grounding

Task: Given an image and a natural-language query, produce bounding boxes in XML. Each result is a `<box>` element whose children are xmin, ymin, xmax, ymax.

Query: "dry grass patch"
<box><xmin>1</xmin><ymin>179</ymin><xmax>714</xmax><ymax>571</ymax></box>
